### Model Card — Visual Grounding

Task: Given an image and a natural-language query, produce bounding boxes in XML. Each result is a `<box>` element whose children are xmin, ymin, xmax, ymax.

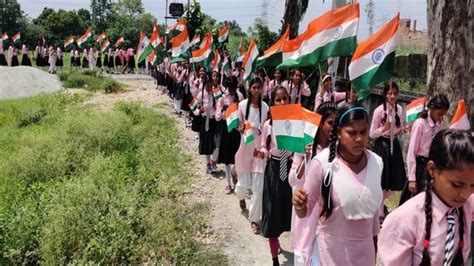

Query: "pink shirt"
<box><xmin>215</xmin><ymin>90</ymin><xmax>244</xmax><ymax>121</ymax></box>
<box><xmin>176</xmin><ymin>67</ymin><xmax>189</xmax><ymax>84</ymax></box>
<box><xmin>127</xmin><ymin>48</ymin><xmax>134</xmax><ymax>56</ymax></box>
<box><xmin>303</xmin><ymin>152</ymin><xmax>380</xmax><ymax>265</ymax></box>
<box><xmin>282</xmin><ymin>80</ymin><xmax>311</xmax><ymax>104</ymax></box>
<box><xmin>379</xmin><ymin>192</ymin><xmax>474</xmax><ymax>265</ymax></box>
<box><xmin>407</xmin><ymin>115</ymin><xmax>444</xmax><ymax>181</ymax></box>
<box><xmin>264</xmin><ymin>79</ymin><xmax>284</xmax><ymax>99</ymax></box>
<box><xmin>369</xmin><ymin>102</ymin><xmax>404</xmax><ymax>139</ymax></box>
<box><xmin>191</xmin><ymin>77</ymin><xmax>205</xmax><ymax>97</ymax></box>
<box><xmin>56</xmin><ymin>47</ymin><xmax>62</xmax><ymax>56</ymax></box>
<box><xmin>314</xmin><ymin>91</ymin><xmax>346</xmax><ymax>111</ymax></box>
<box><xmin>196</xmin><ymin>88</ymin><xmax>216</xmax><ymax>117</ymax></box>
<box><xmin>259</xmin><ymin>120</ymin><xmax>293</xmax><ymax>158</ymax></box>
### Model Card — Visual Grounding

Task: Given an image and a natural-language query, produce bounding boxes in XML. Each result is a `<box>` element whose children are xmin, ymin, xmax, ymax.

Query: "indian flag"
<box><xmin>189</xmin><ymin>97</ymin><xmax>201</xmax><ymax>115</ymax></box>
<box><xmin>170</xmin><ymin>19</ymin><xmax>186</xmax><ymax>32</ymax></box>
<box><xmin>2</xmin><ymin>32</ymin><xmax>8</xmax><ymax>41</ymax></box>
<box><xmin>277</xmin><ymin>2</ymin><xmax>359</xmax><ymax>69</ymax></box>
<box><xmin>257</xmin><ymin>25</ymin><xmax>290</xmax><ymax>67</ymax></box>
<box><xmin>218</xmin><ymin>25</ymin><xmax>229</xmax><ymax>43</ymax></box>
<box><xmin>210</xmin><ymin>50</ymin><xmax>221</xmax><ymax>72</ymax></box>
<box><xmin>190</xmin><ymin>35</ymin><xmax>200</xmax><ymax>47</ymax></box>
<box><xmin>222</xmin><ymin>55</ymin><xmax>230</xmax><ymax>73</ymax></box>
<box><xmin>349</xmin><ymin>13</ymin><xmax>399</xmax><ymax>100</ymax></box>
<box><xmin>150</xmin><ymin>21</ymin><xmax>162</xmax><ymax>49</ymax></box>
<box><xmin>64</xmin><ymin>35</ymin><xmax>75</xmax><ymax>51</ymax></box>
<box><xmin>243</xmin><ymin>122</ymin><xmax>255</xmax><ymax>144</ymax></box>
<box><xmin>271</xmin><ymin>104</ymin><xmax>305</xmax><ymax>153</ymax></box>
<box><xmin>12</xmin><ymin>32</ymin><xmax>21</xmax><ymax>44</ymax></box>
<box><xmin>148</xmin><ymin>50</ymin><xmax>158</xmax><ymax>66</ymax></box>
<box><xmin>137</xmin><ymin>31</ymin><xmax>153</xmax><ymax>63</ymax></box>
<box><xmin>212</xmin><ymin>86</ymin><xmax>223</xmax><ymax>100</ymax></box>
<box><xmin>77</xmin><ymin>28</ymin><xmax>92</xmax><ymax>48</ymax></box>
<box><xmin>114</xmin><ymin>36</ymin><xmax>124</xmax><ymax>47</ymax></box>
<box><xmin>406</xmin><ymin>97</ymin><xmax>425</xmax><ymax>123</ymax></box>
<box><xmin>303</xmin><ymin>108</ymin><xmax>322</xmax><ymax>145</ymax></box>
<box><xmin>190</xmin><ymin>34</ymin><xmax>212</xmax><ymax>64</ymax></box>
<box><xmin>236</xmin><ymin>37</ymin><xmax>246</xmax><ymax>62</ymax></box>
<box><xmin>170</xmin><ymin>28</ymin><xmax>190</xmax><ymax>63</ymax></box>
<box><xmin>225</xmin><ymin>103</ymin><xmax>239</xmax><ymax>132</ymax></box>
<box><xmin>243</xmin><ymin>39</ymin><xmax>260</xmax><ymax>81</ymax></box>
<box><xmin>450</xmin><ymin>99</ymin><xmax>470</xmax><ymax>130</ymax></box>
<box><xmin>199</xmin><ymin>32</ymin><xmax>212</xmax><ymax>49</ymax></box>
<box><xmin>96</xmin><ymin>32</ymin><xmax>105</xmax><ymax>43</ymax></box>
<box><xmin>100</xmin><ymin>38</ymin><xmax>110</xmax><ymax>53</ymax></box>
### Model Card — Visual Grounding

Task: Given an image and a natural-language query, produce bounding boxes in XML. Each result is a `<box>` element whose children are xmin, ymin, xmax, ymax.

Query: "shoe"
<box><xmin>239</xmin><ymin>199</ymin><xmax>246</xmax><ymax>210</ymax></box>
<box><xmin>206</xmin><ymin>162</ymin><xmax>212</xmax><ymax>174</ymax></box>
<box><xmin>272</xmin><ymin>257</ymin><xmax>279</xmax><ymax>266</ymax></box>
<box><xmin>251</xmin><ymin>222</ymin><xmax>260</xmax><ymax>234</ymax></box>
<box><xmin>224</xmin><ymin>185</ymin><xmax>232</xmax><ymax>194</ymax></box>
<box><xmin>210</xmin><ymin>161</ymin><xmax>218</xmax><ymax>173</ymax></box>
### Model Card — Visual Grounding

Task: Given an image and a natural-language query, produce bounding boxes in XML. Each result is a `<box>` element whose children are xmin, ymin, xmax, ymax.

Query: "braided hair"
<box><xmin>245</xmin><ymin>77</ymin><xmax>264</xmax><ymax>124</ymax></box>
<box><xmin>223</xmin><ymin>76</ymin><xmax>240</xmax><ymax>104</ymax></box>
<box><xmin>265</xmin><ymin>86</ymin><xmax>289</xmax><ymax>148</ymax></box>
<box><xmin>289</xmin><ymin>69</ymin><xmax>303</xmax><ymax>103</ymax></box>
<box><xmin>320</xmin><ymin>102</ymin><xmax>369</xmax><ymax>219</ymax></box>
<box><xmin>312</xmin><ymin>102</ymin><xmax>338</xmax><ymax>158</ymax></box>
<box><xmin>420</xmin><ymin>129</ymin><xmax>474</xmax><ymax>265</ymax></box>
<box><xmin>420</xmin><ymin>93</ymin><xmax>450</xmax><ymax>120</ymax></box>
<box><xmin>382</xmin><ymin>81</ymin><xmax>401</xmax><ymax>127</ymax></box>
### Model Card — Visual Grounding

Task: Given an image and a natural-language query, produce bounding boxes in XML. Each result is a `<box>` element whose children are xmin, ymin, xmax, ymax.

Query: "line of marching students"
<box><xmin>154</xmin><ymin>53</ymin><xmax>473</xmax><ymax>265</ymax></box>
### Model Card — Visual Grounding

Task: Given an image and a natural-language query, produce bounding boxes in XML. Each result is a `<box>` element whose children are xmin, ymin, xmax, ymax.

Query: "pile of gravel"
<box><xmin>0</xmin><ymin>66</ymin><xmax>62</xmax><ymax>100</ymax></box>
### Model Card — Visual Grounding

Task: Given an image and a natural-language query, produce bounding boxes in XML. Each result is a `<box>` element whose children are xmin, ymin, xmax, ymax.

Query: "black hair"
<box><xmin>312</xmin><ymin>102</ymin><xmax>338</xmax><ymax>158</ymax></box>
<box><xmin>245</xmin><ymin>77</ymin><xmax>264</xmax><ymax>123</ymax></box>
<box><xmin>266</xmin><ymin>85</ymin><xmax>290</xmax><ymax>148</ymax></box>
<box><xmin>382</xmin><ymin>81</ymin><xmax>401</xmax><ymax>127</ymax></box>
<box><xmin>289</xmin><ymin>69</ymin><xmax>303</xmax><ymax>104</ymax></box>
<box><xmin>320</xmin><ymin>102</ymin><xmax>369</xmax><ymax>219</ymax></box>
<box><xmin>223</xmin><ymin>76</ymin><xmax>240</xmax><ymax>104</ymax></box>
<box><xmin>420</xmin><ymin>93</ymin><xmax>450</xmax><ymax>119</ymax></box>
<box><xmin>420</xmin><ymin>129</ymin><xmax>474</xmax><ymax>266</ymax></box>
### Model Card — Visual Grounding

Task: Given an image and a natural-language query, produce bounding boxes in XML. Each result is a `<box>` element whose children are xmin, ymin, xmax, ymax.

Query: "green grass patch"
<box><xmin>58</xmin><ymin>69</ymin><xmax>124</xmax><ymax>93</ymax></box>
<box><xmin>0</xmin><ymin>94</ymin><xmax>226</xmax><ymax>264</ymax></box>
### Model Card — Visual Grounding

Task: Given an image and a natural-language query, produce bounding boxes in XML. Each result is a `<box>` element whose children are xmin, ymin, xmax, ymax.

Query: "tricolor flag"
<box><xmin>278</xmin><ymin>3</ymin><xmax>359</xmax><ymax>69</ymax></box>
<box><xmin>212</xmin><ymin>86</ymin><xmax>223</xmax><ymax>100</ymax></box>
<box><xmin>100</xmin><ymin>38</ymin><xmax>111</xmax><ymax>53</ymax></box>
<box><xmin>114</xmin><ymin>36</ymin><xmax>125</xmax><ymax>47</ymax></box>
<box><xmin>257</xmin><ymin>25</ymin><xmax>290</xmax><ymax>67</ymax></box>
<box><xmin>225</xmin><ymin>103</ymin><xmax>239</xmax><ymax>132</ymax></box>
<box><xmin>303</xmin><ymin>108</ymin><xmax>322</xmax><ymax>145</ymax></box>
<box><xmin>222</xmin><ymin>55</ymin><xmax>230</xmax><ymax>74</ymax></box>
<box><xmin>199</xmin><ymin>32</ymin><xmax>212</xmax><ymax>49</ymax></box>
<box><xmin>218</xmin><ymin>25</ymin><xmax>229</xmax><ymax>43</ymax></box>
<box><xmin>450</xmin><ymin>99</ymin><xmax>470</xmax><ymax>130</ymax></box>
<box><xmin>64</xmin><ymin>35</ymin><xmax>75</xmax><ymax>51</ymax></box>
<box><xmin>150</xmin><ymin>20</ymin><xmax>162</xmax><ymax>49</ymax></box>
<box><xmin>148</xmin><ymin>50</ymin><xmax>158</xmax><ymax>66</ymax></box>
<box><xmin>190</xmin><ymin>34</ymin><xmax>212</xmax><ymax>64</ymax></box>
<box><xmin>406</xmin><ymin>97</ymin><xmax>425</xmax><ymax>123</ymax></box>
<box><xmin>12</xmin><ymin>32</ymin><xmax>21</xmax><ymax>44</ymax></box>
<box><xmin>2</xmin><ymin>32</ymin><xmax>8</xmax><ymax>41</ymax></box>
<box><xmin>349</xmin><ymin>13</ymin><xmax>399</xmax><ymax>100</ymax></box>
<box><xmin>210</xmin><ymin>50</ymin><xmax>221</xmax><ymax>72</ymax></box>
<box><xmin>243</xmin><ymin>122</ymin><xmax>255</xmax><ymax>144</ymax></box>
<box><xmin>96</xmin><ymin>32</ymin><xmax>105</xmax><ymax>43</ymax></box>
<box><xmin>243</xmin><ymin>39</ymin><xmax>260</xmax><ymax>81</ymax></box>
<box><xmin>190</xmin><ymin>34</ymin><xmax>200</xmax><ymax>47</ymax></box>
<box><xmin>168</xmin><ymin>19</ymin><xmax>186</xmax><ymax>37</ymax></box>
<box><xmin>170</xmin><ymin>27</ymin><xmax>190</xmax><ymax>63</ymax></box>
<box><xmin>189</xmin><ymin>97</ymin><xmax>201</xmax><ymax>115</ymax></box>
<box><xmin>137</xmin><ymin>31</ymin><xmax>153</xmax><ymax>63</ymax></box>
<box><xmin>270</xmin><ymin>104</ymin><xmax>305</xmax><ymax>153</ymax></box>
<box><xmin>236</xmin><ymin>37</ymin><xmax>246</xmax><ymax>62</ymax></box>
<box><xmin>77</xmin><ymin>28</ymin><xmax>92</xmax><ymax>48</ymax></box>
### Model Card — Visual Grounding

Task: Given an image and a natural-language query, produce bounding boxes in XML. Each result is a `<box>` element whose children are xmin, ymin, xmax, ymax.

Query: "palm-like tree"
<box><xmin>281</xmin><ymin>0</ymin><xmax>309</xmax><ymax>38</ymax></box>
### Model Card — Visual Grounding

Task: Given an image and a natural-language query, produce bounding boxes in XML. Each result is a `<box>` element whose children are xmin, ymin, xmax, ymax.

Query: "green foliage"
<box><xmin>249</xmin><ymin>18</ymin><xmax>279</xmax><ymax>53</ymax></box>
<box><xmin>34</xmin><ymin>9</ymin><xmax>88</xmax><ymax>47</ymax></box>
<box><xmin>0</xmin><ymin>96</ymin><xmax>226</xmax><ymax>264</ymax></box>
<box><xmin>183</xmin><ymin>1</ymin><xmax>205</xmax><ymax>39</ymax></box>
<box><xmin>396</xmin><ymin>45</ymin><xmax>426</xmax><ymax>56</ymax></box>
<box><xmin>58</xmin><ymin>69</ymin><xmax>124</xmax><ymax>92</ymax></box>
<box><xmin>90</xmin><ymin>0</ymin><xmax>113</xmax><ymax>32</ymax></box>
<box><xmin>1</xmin><ymin>0</ymin><xmax>24</xmax><ymax>33</ymax></box>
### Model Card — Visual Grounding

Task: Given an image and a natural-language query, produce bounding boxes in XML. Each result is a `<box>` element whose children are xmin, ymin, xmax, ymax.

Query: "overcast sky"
<box><xmin>17</xmin><ymin>0</ymin><xmax>427</xmax><ymax>39</ymax></box>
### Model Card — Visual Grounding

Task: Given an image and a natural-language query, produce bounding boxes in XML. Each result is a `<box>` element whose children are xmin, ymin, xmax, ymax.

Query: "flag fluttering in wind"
<box><xmin>278</xmin><ymin>2</ymin><xmax>360</xmax><ymax>69</ymax></box>
<box><xmin>349</xmin><ymin>13</ymin><xmax>399</xmax><ymax>100</ymax></box>
<box><xmin>210</xmin><ymin>50</ymin><xmax>221</xmax><ymax>72</ymax></box>
<box><xmin>137</xmin><ymin>31</ymin><xmax>153</xmax><ymax>63</ymax></box>
<box><xmin>270</xmin><ymin>104</ymin><xmax>305</xmax><ymax>153</ymax></box>
<box><xmin>257</xmin><ymin>26</ymin><xmax>290</xmax><ymax>67</ymax></box>
<box><xmin>236</xmin><ymin>37</ymin><xmax>246</xmax><ymax>62</ymax></box>
<box><xmin>12</xmin><ymin>32</ymin><xmax>21</xmax><ymax>44</ymax></box>
<box><xmin>148</xmin><ymin>50</ymin><xmax>158</xmax><ymax>66</ymax></box>
<box><xmin>450</xmin><ymin>99</ymin><xmax>470</xmax><ymax>130</ymax></box>
<box><xmin>303</xmin><ymin>108</ymin><xmax>322</xmax><ymax>145</ymax></box>
<box><xmin>64</xmin><ymin>35</ymin><xmax>75</xmax><ymax>51</ymax></box>
<box><xmin>218</xmin><ymin>25</ymin><xmax>229</xmax><ymax>43</ymax></box>
<box><xmin>190</xmin><ymin>33</ymin><xmax>212</xmax><ymax>64</ymax></box>
<box><xmin>199</xmin><ymin>32</ymin><xmax>212</xmax><ymax>49</ymax></box>
<box><xmin>406</xmin><ymin>97</ymin><xmax>425</xmax><ymax>124</ymax></box>
<box><xmin>225</xmin><ymin>103</ymin><xmax>239</xmax><ymax>132</ymax></box>
<box><xmin>243</xmin><ymin>39</ymin><xmax>259</xmax><ymax>81</ymax></box>
<box><xmin>96</xmin><ymin>32</ymin><xmax>105</xmax><ymax>43</ymax></box>
<box><xmin>114</xmin><ymin>36</ymin><xmax>125</xmax><ymax>47</ymax></box>
<box><xmin>2</xmin><ymin>32</ymin><xmax>9</xmax><ymax>42</ymax></box>
<box><xmin>77</xmin><ymin>28</ymin><xmax>92</xmax><ymax>48</ymax></box>
<box><xmin>190</xmin><ymin>34</ymin><xmax>201</xmax><ymax>47</ymax></box>
<box><xmin>150</xmin><ymin>20</ymin><xmax>162</xmax><ymax>49</ymax></box>
<box><xmin>100</xmin><ymin>38</ymin><xmax>111</xmax><ymax>53</ymax></box>
<box><xmin>189</xmin><ymin>97</ymin><xmax>201</xmax><ymax>116</ymax></box>
<box><xmin>243</xmin><ymin>122</ymin><xmax>255</xmax><ymax>144</ymax></box>
<box><xmin>170</xmin><ymin>27</ymin><xmax>190</xmax><ymax>63</ymax></box>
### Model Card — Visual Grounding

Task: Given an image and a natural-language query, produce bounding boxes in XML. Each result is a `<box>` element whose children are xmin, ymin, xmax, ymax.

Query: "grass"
<box><xmin>58</xmin><ymin>69</ymin><xmax>124</xmax><ymax>93</ymax></box>
<box><xmin>0</xmin><ymin>93</ymin><xmax>226</xmax><ymax>264</ymax></box>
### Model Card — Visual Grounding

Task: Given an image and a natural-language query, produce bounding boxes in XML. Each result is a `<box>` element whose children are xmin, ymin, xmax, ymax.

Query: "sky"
<box><xmin>17</xmin><ymin>0</ymin><xmax>427</xmax><ymax>39</ymax></box>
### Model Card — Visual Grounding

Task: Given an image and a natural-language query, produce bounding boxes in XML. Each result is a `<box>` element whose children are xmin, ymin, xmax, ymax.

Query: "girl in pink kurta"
<box><xmin>264</xmin><ymin>69</ymin><xmax>284</xmax><ymax>103</ymax></box>
<box><xmin>0</xmin><ymin>39</ymin><xmax>7</xmax><ymax>66</ymax></box>
<box><xmin>314</xmin><ymin>74</ymin><xmax>346</xmax><ymax>111</ymax></box>
<box><xmin>293</xmin><ymin>102</ymin><xmax>383</xmax><ymax>266</ymax></box>
<box><xmin>234</xmin><ymin>77</ymin><xmax>269</xmax><ymax>234</ymax></box>
<box><xmin>282</xmin><ymin>69</ymin><xmax>311</xmax><ymax>104</ymax></box>
<box><xmin>289</xmin><ymin>102</ymin><xmax>337</xmax><ymax>265</ymax></box>
<box><xmin>399</xmin><ymin>93</ymin><xmax>450</xmax><ymax>205</ymax></box>
<box><xmin>379</xmin><ymin>129</ymin><xmax>474</xmax><ymax>265</ymax></box>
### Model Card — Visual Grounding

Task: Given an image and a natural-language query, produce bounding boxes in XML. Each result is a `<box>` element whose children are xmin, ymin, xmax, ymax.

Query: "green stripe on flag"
<box><xmin>227</xmin><ymin>119</ymin><xmax>238</xmax><ymax>132</ymax></box>
<box><xmin>257</xmin><ymin>52</ymin><xmax>282</xmax><ymax>67</ymax></box>
<box><xmin>352</xmin><ymin>52</ymin><xmax>396</xmax><ymax>100</ymax></box>
<box><xmin>304</xmin><ymin>134</ymin><xmax>314</xmax><ymax>146</ymax></box>
<box><xmin>406</xmin><ymin>112</ymin><xmax>420</xmax><ymax>124</ymax></box>
<box><xmin>276</xmin><ymin>135</ymin><xmax>305</xmax><ymax>153</ymax></box>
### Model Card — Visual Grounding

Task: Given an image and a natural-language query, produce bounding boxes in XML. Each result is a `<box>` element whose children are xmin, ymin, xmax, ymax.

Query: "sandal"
<box><xmin>224</xmin><ymin>185</ymin><xmax>232</xmax><ymax>195</ymax></box>
<box><xmin>239</xmin><ymin>199</ymin><xmax>246</xmax><ymax>210</ymax></box>
<box><xmin>251</xmin><ymin>222</ymin><xmax>260</xmax><ymax>235</ymax></box>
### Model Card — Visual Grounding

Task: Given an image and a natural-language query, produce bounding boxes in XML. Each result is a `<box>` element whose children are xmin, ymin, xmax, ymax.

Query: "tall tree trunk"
<box><xmin>281</xmin><ymin>0</ymin><xmax>309</xmax><ymax>38</ymax></box>
<box><xmin>426</xmin><ymin>0</ymin><xmax>473</xmax><ymax>126</ymax></box>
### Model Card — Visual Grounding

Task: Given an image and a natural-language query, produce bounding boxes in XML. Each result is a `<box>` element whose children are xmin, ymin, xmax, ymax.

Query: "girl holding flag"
<box><xmin>234</xmin><ymin>77</ymin><xmax>269</xmax><ymax>234</ymax></box>
<box><xmin>314</xmin><ymin>74</ymin><xmax>346</xmax><ymax>111</ymax></box>
<box><xmin>264</xmin><ymin>69</ymin><xmax>284</xmax><ymax>103</ymax></box>
<box><xmin>209</xmin><ymin>70</ymin><xmax>226</xmax><ymax>172</ymax></box>
<box><xmin>21</xmin><ymin>44</ymin><xmax>31</xmax><ymax>66</ymax></box>
<box><xmin>379</xmin><ymin>129</ymin><xmax>474</xmax><ymax>265</ymax></box>
<box><xmin>190</xmin><ymin>66</ymin><xmax>207</xmax><ymax>133</ymax></box>
<box><xmin>292</xmin><ymin>102</ymin><xmax>383</xmax><ymax>265</ymax></box>
<box><xmin>399</xmin><ymin>93</ymin><xmax>450</xmax><ymax>205</ymax></box>
<box><xmin>282</xmin><ymin>69</ymin><xmax>310</xmax><ymax>105</ymax></box>
<box><xmin>215</xmin><ymin>76</ymin><xmax>244</xmax><ymax>194</ymax></box>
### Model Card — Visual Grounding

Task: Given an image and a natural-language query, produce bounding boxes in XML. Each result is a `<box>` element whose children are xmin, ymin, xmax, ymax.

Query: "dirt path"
<box><xmin>77</xmin><ymin>74</ymin><xmax>293</xmax><ymax>265</ymax></box>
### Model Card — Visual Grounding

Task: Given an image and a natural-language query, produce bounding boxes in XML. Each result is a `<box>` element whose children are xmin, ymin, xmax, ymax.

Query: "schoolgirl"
<box><xmin>107</xmin><ymin>48</ymin><xmax>114</xmax><ymax>73</ymax></box>
<box><xmin>114</xmin><ymin>47</ymin><xmax>122</xmax><ymax>73</ymax></box>
<box><xmin>264</xmin><ymin>69</ymin><xmax>284</xmax><ymax>102</ymax></box>
<box><xmin>258</xmin><ymin>86</ymin><xmax>293</xmax><ymax>265</ymax></box>
<box><xmin>234</xmin><ymin>77</ymin><xmax>269</xmax><ymax>234</ymax></box>
<box><xmin>190</xmin><ymin>66</ymin><xmax>207</xmax><ymax>133</ymax></box>
<box><xmin>379</xmin><ymin>129</ymin><xmax>474</xmax><ymax>265</ymax></box>
<box><xmin>21</xmin><ymin>44</ymin><xmax>31</xmax><ymax>66</ymax></box>
<box><xmin>127</xmin><ymin>46</ymin><xmax>135</xmax><ymax>73</ymax></box>
<box><xmin>173</xmin><ymin>62</ymin><xmax>189</xmax><ymax>116</ymax></box>
<box><xmin>288</xmin><ymin>102</ymin><xmax>338</xmax><ymax>265</ymax></box>
<box><xmin>282</xmin><ymin>69</ymin><xmax>311</xmax><ymax>104</ymax></box>
<box><xmin>196</xmin><ymin>73</ymin><xmax>219</xmax><ymax>174</ymax></box>
<box><xmin>82</xmin><ymin>47</ymin><xmax>89</xmax><ymax>68</ymax></box>
<box><xmin>9</xmin><ymin>45</ymin><xmax>19</xmax><ymax>67</ymax></box>
<box><xmin>215</xmin><ymin>76</ymin><xmax>244</xmax><ymax>193</ymax></box>
<box><xmin>337</xmin><ymin>81</ymin><xmax>358</xmax><ymax>108</ymax></box>
<box><xmin>256</xmin><ymin>67</ymin><xmax>270</xmax><ymax>102</ymax></box>
<box><xmin>293</xmin><ymin>102</ymin><xmax>383</xmax><ymax>265</ymax></box>
<box><xmin>34</xmin><ymin>42</ymin><xmax>44</xmax><ymax>68</ymax></box>
<box><xmin>96</xmin><ymin>50</ymin><xmax>102</xmax><ymax>70</ymax></box>
<box><xmin>370</xmin><ymin>81</ymin><xmax>407</xmax><ymax>217</ymax></box>
<box><xmin>42</xmin><ymin>46</ymin><xmax>49</xmax><ymax>68</ymax></box>
<box><xmin>103</xmin><ymin>49</ymin><xmax>109</xmax><ymax>71</ymax></box>
<box><xmin>56</xmin><ymin>46</ymin><xmax>63</xmax><ymax>69</ymax></box>
<box><xmin>314</xmin><ymin>74</ymin><xmax>346</xmax><ymax>111</ymax></box>
<box><xmin>209</xmin><ymin>70</ymin><xmax>227</xmax><ymax>172</ymax></box>
<box><xmin>0</xmin><ymin>39</ymin><xmax>6</xmax><ymax>66</ymax></box>
<box><xmin>88</xmin><ymin>47</ymin><xmax>97</xmax><ymax>69</ymax></box>
<box><xmin>48</xmin><ymin>45</ymin><xmax>57</xmax><ymax>74</ymax></box>
<box><xmin>399</xmin><ymin>93</ymin><xmax>450</xmax><ymax>205</ymax></box>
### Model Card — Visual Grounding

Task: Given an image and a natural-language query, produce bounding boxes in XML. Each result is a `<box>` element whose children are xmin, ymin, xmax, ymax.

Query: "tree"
<box><xmin>426</xmin><ymin>0</ymin><xmax>473</xmax><ymax>126</ymax></box>
<box><xmin>77</xmin><ymin>8</ymin><xmax>91</xmax><ymax>27</ymax></box>
<box><xmin>248</xmin><ymin>18</ymin><xmax>278</xmax><ymax>53</ymax></box>
<box><xmin>182</xmin><ymin>1</ymin><xmax>205</xmax><ymax>39</ymax></box>
<box><xmin>0</xmin><ymin>0</ymin><xmax>24</xmax><ymax>33</ymax></box>
<box><xmin>113</xmin><ymin>0</ymin><xmax>144</xmax><ymax>18</ymax></box>
<box><xmin>90</xmin><ymin>0</ymin><xmax>113</xmax><ymax>32</ymax></box>
<box><xmin>281</xmin><ymin>0</ymin><xmax>309</xmax><ymax>38</ymax></box>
